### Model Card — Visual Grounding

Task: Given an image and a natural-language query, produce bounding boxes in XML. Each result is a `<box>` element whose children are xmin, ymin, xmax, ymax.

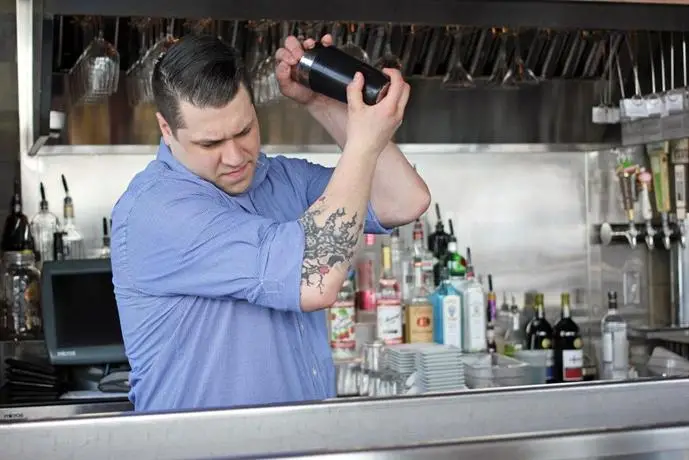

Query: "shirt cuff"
<box><xmin>257</xmin><ymin>220</ymin><xmax>305</xmax><ymax>312</ymax></box>
<box><xmin>364</xmin><ymin>202</ymin><xmax>393</xmax><ymax>235</ymax></box>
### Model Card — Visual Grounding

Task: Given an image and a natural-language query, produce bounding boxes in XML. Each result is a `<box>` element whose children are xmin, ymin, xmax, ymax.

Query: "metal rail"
<box><xmin>253</xmin><ymin>422</ymin><xmax>689</xmax><ymax>460</ymax></box>
<box><xmin>2</xmin><ymin>378</ymin><xmax>689</xmax><ymax>459</ymax></box>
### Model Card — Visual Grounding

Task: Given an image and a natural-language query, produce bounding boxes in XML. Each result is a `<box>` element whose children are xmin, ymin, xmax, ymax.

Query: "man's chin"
<box><xmin>217</xmin><ymin>176</ymin><xmax>251</xmax><ymax>195</ymax></box>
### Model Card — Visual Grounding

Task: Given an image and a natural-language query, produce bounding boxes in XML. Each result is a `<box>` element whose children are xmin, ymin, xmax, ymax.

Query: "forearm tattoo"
<box><xmin>299</xmin><ymin>197</ymin><xmax>363</xmax><ymax>293</ymax></box>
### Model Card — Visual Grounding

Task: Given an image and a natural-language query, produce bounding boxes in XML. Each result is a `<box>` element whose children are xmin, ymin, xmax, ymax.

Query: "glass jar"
<box><xmin>0</xmin><ymin>251</ymin><xmax>42</xmax><ymax>341</ymax></box>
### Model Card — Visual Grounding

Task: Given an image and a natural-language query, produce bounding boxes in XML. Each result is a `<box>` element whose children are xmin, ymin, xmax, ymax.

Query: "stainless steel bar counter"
<box><xmin>253</xmin><ymin>422</ymin><xmax>689</xmax><ymax>459</ymax></box>
<box><xmin>3</xmin><ymin>378</ymin><xmax>689</xmax><ymax>459</ymax></box>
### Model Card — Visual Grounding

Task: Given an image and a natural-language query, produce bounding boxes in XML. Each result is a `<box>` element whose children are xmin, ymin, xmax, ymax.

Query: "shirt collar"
<box><xmin>156</xmin><ymin>138</ymin><xmax>269</xmax><ymax>194</ymax></box>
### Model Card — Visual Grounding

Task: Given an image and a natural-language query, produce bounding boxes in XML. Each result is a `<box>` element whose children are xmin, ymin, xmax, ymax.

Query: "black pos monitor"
<box><xmin>41</xmin><ymin>259</ymin><xmax>127</xmax><ymax>366</ymax></box>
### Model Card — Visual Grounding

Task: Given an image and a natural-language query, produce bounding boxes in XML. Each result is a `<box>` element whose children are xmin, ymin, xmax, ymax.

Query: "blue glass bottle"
<box><xmin>431</xmin><ymin>267</ymin><xmax>463</xmax><ymax>348</ymax></box>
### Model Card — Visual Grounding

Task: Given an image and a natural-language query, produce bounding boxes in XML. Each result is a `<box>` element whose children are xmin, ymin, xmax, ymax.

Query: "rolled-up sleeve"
<box><xmin>284</xmin><ymin>157</ymin><xmax>391</xmax><ymax>235</ymax></box>
<box><xmin>122</xmin><ymin>183</ymin><xmax>304</xmax><ymax>311</ymax></box>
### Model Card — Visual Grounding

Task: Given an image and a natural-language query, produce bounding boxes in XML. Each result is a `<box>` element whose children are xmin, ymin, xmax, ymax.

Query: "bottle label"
<box><xmin>602</xmin><ymin>323</ymin><xmax>628</xmax><ymax>368</ymax></box>
<box><xmin>377</xmin><ymin>304</ymin><xmax>403</xmax><ymax>345</ymax></box>
<box><xmin>356</xmin><ymin>290</ymin><xmax>376</xmax><ymax>311</ymax></box>
<box><xmin>562</xmin><ymin>349</ymin><xmax>584</xmax><ymax>381</ymax></box>
<box><xmin>406</xmin><ymin>304</ymin><xmax>433</xmax><ymax>343</ymax></box>
<box><xmin>441</xmin><ymin>295</ymin><xmax>462</xmax><ymax>347</ymax></box>
<box><xmin>329</xmin><ymin>301</ymin><xmax>355</xmax><ymax>350</ymax></box>
<box><xmin>464</xmin><ymin>289</ymin><xmax>487</xmax><ymax>352</ymax></box>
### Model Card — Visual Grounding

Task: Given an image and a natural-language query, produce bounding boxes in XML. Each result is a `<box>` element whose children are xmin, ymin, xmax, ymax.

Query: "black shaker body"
<box><xmin>293</xmin><ymin>45</ymin><xmax>391</xmax><ymax>106</ymax></box>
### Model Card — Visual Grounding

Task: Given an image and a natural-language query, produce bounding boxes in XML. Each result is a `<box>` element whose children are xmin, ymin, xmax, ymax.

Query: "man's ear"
<box><xmin>155</xmin><ymin>112</ymin><xmax>174</xmax><ymax>145</ymax></box>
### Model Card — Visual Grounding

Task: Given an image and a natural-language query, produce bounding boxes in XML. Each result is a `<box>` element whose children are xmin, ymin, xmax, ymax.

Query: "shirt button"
<box><xmin>300</xmin><ymin>323</ymin><xmax>304</xmax><ymax>332</ymax></box>
<box><xmin>312</xmin><ymin>368</ymin><xmax>317</xmax><ymax>376</ymax></box>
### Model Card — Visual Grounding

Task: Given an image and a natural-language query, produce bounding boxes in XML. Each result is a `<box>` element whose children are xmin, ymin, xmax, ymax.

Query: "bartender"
<box><xmin>110</xmin><ymin>33</ymin><xmax>430</xmax><ymax>412</ymax></box>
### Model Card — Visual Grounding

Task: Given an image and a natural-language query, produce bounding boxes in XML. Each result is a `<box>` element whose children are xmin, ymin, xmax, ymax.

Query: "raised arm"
<box><xmin>274</xmin><ymin>35</ymin><xmax>430</xmax><ymax>229</ymax></box>
<box><xmin>297</xmin><ymin>70</ymin><xmax>409</xmax><ymax>310</ymax></box>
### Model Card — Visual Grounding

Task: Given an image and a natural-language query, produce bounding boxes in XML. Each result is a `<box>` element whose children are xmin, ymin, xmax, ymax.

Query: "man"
<box><xmin>110</xmin><ymin>32</ymin><xmax>430</xmax><ymax>412</ymax></box>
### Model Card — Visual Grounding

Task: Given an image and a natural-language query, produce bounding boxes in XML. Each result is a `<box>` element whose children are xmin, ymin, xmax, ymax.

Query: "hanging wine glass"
<box><xmin>341</xmin><ymin>23</ymin><xmax>370</xmax><ymax>63</ymax></box>
<box><xmin>375</xmin><ymin>24</ymin><xmax>402</xmax><ymax>70</ymax></box>
<box><xmin>442</xmin><ymin>25</ymin><xmax>474</xmax><ymax>89</ymax></box>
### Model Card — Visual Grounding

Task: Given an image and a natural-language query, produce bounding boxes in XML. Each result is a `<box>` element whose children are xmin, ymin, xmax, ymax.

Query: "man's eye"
<box><xmin>200</xmin><ymin>142</ymin><xmax>220</xmax><ymax>148</ymax></box>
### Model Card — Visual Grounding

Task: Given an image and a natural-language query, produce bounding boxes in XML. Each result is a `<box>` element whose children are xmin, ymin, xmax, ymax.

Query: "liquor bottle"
<box><xmin>30</xmin><ymin>182</ymin><xmax>60</xmax><ymax>264</ymax></box>
<box><xmin>427</xmin><ymin>203</ymin><xmax>450</xmax><ymax>259</ymax></box>
<box><xmin>431</xmin><ymin>267</ymin><xmax>463</xmax><ymax>347</ymax></box>
<box><xmin>436</xmin><ymin>218</ymin><xmax>465</xmax><ymax>286</ymax></box>
<box><xmin>526</xmin><ymin>293</ymin><xmax>554</xmax><ymax>383</ymax></box>
<box><xmin>458</xmin><ymin>248</ymin><xmax>487</xmax><ymax>353</ymax></box>
<box><xmin>405</xmin><ymin>219</ymin><xmax>433</xmax><ymax>295</ymax></box>
<box><xmin>553</xmin><ymin>292</ymin><xmax>583</xmax><ymax>382</ymax></box>
<box><xmin>355</xmin><ymin>234</ymin><xmax>377</xmax><ymax>322</ymax></box>
<box><xmin>503</xmin><ymin>299</ymin><xmax>525</xmax><ymax>357</ymax></box>
<box><xmin>486</xmin><ymin>274</ymin><xmax>496</xmax><ymax>326</ymax></box>
<box><xmin>376</xmin><ymin>240</ymin><xmax>403</xmax><ymax>345</ymax></box>
<box><xmin>1</xmin><ymin>179</ymin><xmax>35</xmax><ymax>253</ymax></box>
<box><xmin>390</xmin><ymin>228</ymin><xmax>403</xmax><ymax>280</ymax></box>
<box><xmin>405</xmin><ymin>258</ymin><xmax>433</xmax><ymax>343</ymax></box>
<box><xmin>60</xmin><ymin>175</ymin><xmax>85</xmax><ymax>260</ymax></box>
<box><xmin>328</xmin><ymin>275</ymin><xmax>357</xmax><ymax>360</ymax></box>
<box><xmin>601</xmin><ymin>291</ymin><xmax>628</xmax><ymax>380</ymax></box>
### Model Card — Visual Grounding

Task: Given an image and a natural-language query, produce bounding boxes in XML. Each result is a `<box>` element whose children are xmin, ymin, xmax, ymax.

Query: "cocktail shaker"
<box><xmin>292</xmin><ymin>44</ymin><xmax>391</xmax><ymax>106</ymax></box>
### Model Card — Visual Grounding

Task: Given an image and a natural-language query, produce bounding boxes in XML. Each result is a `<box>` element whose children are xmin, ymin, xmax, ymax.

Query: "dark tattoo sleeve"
<box><xmin>299</xmin><ymin>197</ymin><xmax>363</xmax><ymax>293</ymax></box>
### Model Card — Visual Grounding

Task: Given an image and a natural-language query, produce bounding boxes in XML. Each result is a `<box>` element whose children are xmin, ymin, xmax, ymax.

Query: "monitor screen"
<box><xmin>41</xmin><ymin>259</ymin><xmax>127</xmax><ymax>366</ymax></box>
<box><xmin>51</xmin><ymin>272</ymin><xmax>123</xmax><ymax>349</ymax></box>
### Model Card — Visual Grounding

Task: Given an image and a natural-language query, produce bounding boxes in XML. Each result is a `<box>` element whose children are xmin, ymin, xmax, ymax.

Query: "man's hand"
<box><xmin>275</xmin><ymin>34</ymin><xmax>336</xmax><ymax>106</ymax></box>
<box><xmin>344</xmin><ymin>69</ymin><xmax>410</xmax><ymax>157</ymax></box>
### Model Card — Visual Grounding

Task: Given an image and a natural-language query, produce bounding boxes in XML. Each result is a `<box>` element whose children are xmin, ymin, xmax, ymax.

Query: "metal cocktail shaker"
<box><xmin>292</xmin><ymin>45</ymin><xmax>391</xmax><ymax>106</ymax></box>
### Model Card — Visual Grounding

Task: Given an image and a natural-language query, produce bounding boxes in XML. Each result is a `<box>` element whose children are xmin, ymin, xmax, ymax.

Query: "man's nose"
<box><xmin>220</xmin><ymin>141</ymin><xmax>244</xmax><ymax>167</ymax></box>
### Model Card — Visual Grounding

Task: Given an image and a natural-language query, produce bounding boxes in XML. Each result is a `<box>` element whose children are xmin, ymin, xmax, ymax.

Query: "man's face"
<box><xmin>156</xmin><ymin>85</ymin><xmax>261</xmax><ymax>195</ymax></box>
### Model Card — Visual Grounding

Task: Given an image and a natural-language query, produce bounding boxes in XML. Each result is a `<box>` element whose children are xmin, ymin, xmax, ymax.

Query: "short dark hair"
<box><xmin>151</xmin><ymin>34</ymin><xmax>254</xmax><ymax>134</ymax></box>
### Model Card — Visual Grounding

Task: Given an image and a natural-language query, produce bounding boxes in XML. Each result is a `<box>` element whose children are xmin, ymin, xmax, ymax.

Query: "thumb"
<box><xmin>346</xmin><ymin>72</ymin><xmax>365</xmax><ymax>109</ymax></box>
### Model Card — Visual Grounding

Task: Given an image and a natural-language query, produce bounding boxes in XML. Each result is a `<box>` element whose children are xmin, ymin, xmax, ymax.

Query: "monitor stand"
<box><xmin>67</xmin><ymin>363</ymin><xmax>130</xmax><ymax>391</ymax></box>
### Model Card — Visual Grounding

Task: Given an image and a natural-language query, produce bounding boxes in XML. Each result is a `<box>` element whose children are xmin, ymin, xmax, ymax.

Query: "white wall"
<box><xmin>21</xmin><ymin>145</ymin><xmax>591</xmax><ymax>305</ymax></box>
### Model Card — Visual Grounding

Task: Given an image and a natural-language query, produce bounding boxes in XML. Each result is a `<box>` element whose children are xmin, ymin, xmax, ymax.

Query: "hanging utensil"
<box><xmin>666</xmin><ymin>32</ymin><xmax>685</xmax><ymax>114</ymax></box>
<box><xmin>646</xmin><ymin>31</ymin><xmax>668</xmax><ymax>118</ymax></box>
<box><xmin>620</xmin><ymin>32</ymin><xmax>648</xmax><ymax>121</ymax></box>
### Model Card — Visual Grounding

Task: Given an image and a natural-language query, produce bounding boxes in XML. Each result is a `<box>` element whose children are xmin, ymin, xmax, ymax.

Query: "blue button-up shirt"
<box><xmin>111</xmin><ymin>140</ymin><xmax>388</xmax><ymax>412</ymax></box>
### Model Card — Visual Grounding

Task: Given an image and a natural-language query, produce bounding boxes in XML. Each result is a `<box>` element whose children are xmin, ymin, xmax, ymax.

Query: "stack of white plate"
<box><xmin>384</xmin><ymin>343</ymin><xmax>436</xmax><ymax>375</ymax></box>
<box><xmin>415</xmin><ymin>345</ymin><xmax>466</xmax><ymax>393</ymax></box>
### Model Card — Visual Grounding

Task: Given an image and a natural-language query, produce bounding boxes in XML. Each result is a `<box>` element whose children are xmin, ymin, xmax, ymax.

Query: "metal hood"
<box><xmin>257</xmin><ymin>79</ymin><xmax>617</xmax><ymax>145</ymax></box>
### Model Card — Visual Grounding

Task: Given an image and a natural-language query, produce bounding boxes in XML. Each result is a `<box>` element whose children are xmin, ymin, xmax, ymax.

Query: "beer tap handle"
<box><xmin>639</xmin><ymin>170</ymin><xmax>656</xmax><ymax>249</ymax></box>
<box><xmin>647</xmin><ymin>142</ymin><xmax>673</xmax><ymax>249</ymax></box>
<box><xmin>618</xmin><ymin>167</ymin><xmax>639</xmax><ymax>248</ymax></box>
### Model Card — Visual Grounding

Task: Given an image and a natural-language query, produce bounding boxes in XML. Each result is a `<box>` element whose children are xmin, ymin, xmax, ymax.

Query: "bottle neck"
<box><xmin>512</xmin><ymin>312</ymin><xmax>521</xmax><ymax>330</ymax></box>
<box><xmin>561</xmin><ymin>303</ymin><xmax>571</xmax><ymax>319</ymax></box>
<box><xmin>64</xmin><ymin>199</ymin><xmax>75</xmax><ymax>220</ymax></box>
<box><xmin>412</xmin><ymin>220</ymin><xmax>424</xmax><ymax>243</ymax></box>
<box><xmin>536</xmin><ymin>304</ymin><xmax>545</xmax><ymax>319</ymax></box>
<box><xmin>381</xmin><ymin>245</ymin><xmax>392</xmax><ymax>277</ymax></box>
